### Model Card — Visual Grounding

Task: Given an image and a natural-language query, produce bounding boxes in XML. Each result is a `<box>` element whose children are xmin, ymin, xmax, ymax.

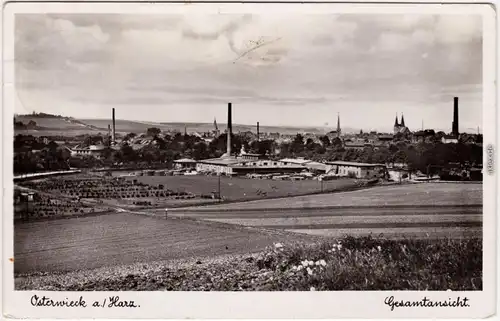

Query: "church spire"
<box><xmin>394</xmin><ymin>113</ymin><xmax>399</xmax><ymax>126</ymax></box>
<box><xmin>336</xmin><ymin>113</ymin><xmax>341</xmax><ymax>137</ymax></box>
<box><xmin>401</xmin><ymin>113</ymin><xmax>405</xmax><ymax>127</ymax></box>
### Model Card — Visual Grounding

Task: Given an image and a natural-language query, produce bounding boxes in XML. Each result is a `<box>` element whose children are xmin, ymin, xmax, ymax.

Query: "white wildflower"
<box><xmin>377</xmin><ymin>246</ymin><xmax>382</xmax><ymax>252</ymax></box>
<box><xmin>315</xmin><ymin>261</ymin><xmax>320</xmax><ymax>266</ymax></box>
<box><xmin>310</xmin><ymin>286</ymin><xmax>316</xmax><ymax>291</ymax></box>
<box><xmin>297</xmin><ymin>265</ymin><xmax>303</xmax><ymax>271</ymax></box>
<box><xmin>307</xmin><ymin>267</ymin><xmax>313</xmax><ymax>276</ymax></box>
<box><xmin>309</xmin><ymin>260</ymin><xmax>314</xmax><ymax>266</ymax></box>
<box><xmin>274</xmin><ymin>243</ymin><xmax>283</xmax><ymax>249</ymax></box>
<box><xmin>319</xmin><ymin>259</ymin><xmax>327</xmax><ymax>267</ymax></box>
<box><xmin>327</xmin><ymin>249</ymin><xmax>332</xmax><ymax>253</ymax></box>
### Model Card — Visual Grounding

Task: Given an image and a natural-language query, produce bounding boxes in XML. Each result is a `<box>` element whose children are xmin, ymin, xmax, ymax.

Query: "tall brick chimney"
<box><xmin>226</xmin><ymin>102</ymin><xmax>232</xmax><ymax>157</ymax></box>
<box><xmin>257</xmin><ymin>121</ymin><xmax>260</xmax><ymax>141</ymax></box>
<box><xmin>112</xmin><ymin>108</ymin><xmax>116</xmax><ymax>144</ymax></box>
<box><xmin>107</xmin><ymin>124</ymin><xmax>111</xmax><ymax>146</ymax></box>
<box><xmin>452</xmin><ymin>97</ymin><xmax>459</xmax><ymax>137</ymax></box>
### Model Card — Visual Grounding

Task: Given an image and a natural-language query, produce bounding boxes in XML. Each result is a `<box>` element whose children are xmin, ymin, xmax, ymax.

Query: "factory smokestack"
<box><xmin>107</xmin><ymin>124</ymin><xmax>111</xmax><ymax>146</ymax></box>
<box><xmin>112</xmin><ymin>108</ymin><xmax>116</xmax><ymax>145</ymax></box>
<box><xmin>226</xmin><ymin>102</ymin><xmax>232</xmax><ymax>157</ymax></box>
<box><xmin>257</xmin><ymin>122</ymin><xmax>260</xmax><ymax>141</ymax></box>
<box><xmin>452</xmin><ymin>97</ymin><xmax>459</xmax><ymax>137</ymax></box>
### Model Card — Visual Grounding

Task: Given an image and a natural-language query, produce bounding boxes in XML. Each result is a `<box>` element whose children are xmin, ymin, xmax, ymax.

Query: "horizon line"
<box><xmin>15</xmin><ymin>113</ymin><xmax>481</xmax><ymax>134</ymax></box>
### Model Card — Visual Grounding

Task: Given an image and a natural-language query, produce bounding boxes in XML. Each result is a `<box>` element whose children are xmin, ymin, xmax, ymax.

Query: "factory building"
<box><xmin>279</xmin><ymin>158</ymin><xmax>330</xmax><ymax>173</ymax></box>
<box><xmin>173</xmin><ymin>158</ymin><xmax>197</xmax><ymax>170</ymax></box>
<box><xmin>196</xmin><ymin>157</ymin><xmax>306</xmax><ymax>176</ymax></box>
<box><xmin>326</xmin><ymin>161</ymin><xmax>388</xmax><ymax>179</ymax></box>
<box><xmin>196</xmin><ymin>103</ymin><xmax>306</xmax><ymax>176</ymax></box>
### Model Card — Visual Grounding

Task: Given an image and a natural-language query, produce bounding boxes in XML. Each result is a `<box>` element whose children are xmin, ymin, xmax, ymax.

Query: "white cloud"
<box><xmin>14</xmin><ymin>13</ymin><xmax>483</xmax><ymax>131</ymax></box>
<box><xmin>434</xmin><ymin>15</ymin><xmax>482</xmax><ymax>44</ymax></box>
<box><xmin>48</xmin><ymin>18</ymin><xmax>110</xmax><ymax>51</ymax></box>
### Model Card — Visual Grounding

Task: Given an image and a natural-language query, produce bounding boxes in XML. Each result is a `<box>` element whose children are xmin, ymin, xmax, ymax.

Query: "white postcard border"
<box><xmin>2</xmin><ymin>2</ymin><xmax>497</xmax><ymax>319</ymax></box>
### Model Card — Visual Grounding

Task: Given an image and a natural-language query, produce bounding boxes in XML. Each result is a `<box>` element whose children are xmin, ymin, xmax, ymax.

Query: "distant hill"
<box><xmin>14</xmin><ymin>114</ymin><xmax>103</xmax><ymax>135</ymax></box>
<box><xmin>17</xmin><ymin>112</ymin><xmax>473</xmax><ymax>136</ymax></box>
<box><xmin>15</xmin><ymin>114</ymin><xmax>362</xmax><ymax>136</ymax></box>
<box><xmin>160</xmin><ymin>122</ymin><xmax>360</xmax><ymax>135</ymax></box>
<box><xmin>80</xmin><ymin>119</ymin><xmax>173</xmax><ymax>133</ymax></box>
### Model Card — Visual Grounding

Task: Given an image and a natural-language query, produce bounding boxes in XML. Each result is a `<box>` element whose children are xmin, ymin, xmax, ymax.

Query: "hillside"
<box><xmin>14</xmin><ymin>115</ymin><xmax>103</xmax><ymax>135</ymax></box>
<box><xmin>161</xmin><ymin>122</ymin><xmax>359</xmax><ymax>135</ymax></box>
<box><xmin>79</xmin><ymin>119</ymin><xmax>172</xmax><ymax>134</ymax></box>
<box><xmin>14</xmin><ymin>113</ymin><xmax>361</xmax><ymax>137</ymax></box>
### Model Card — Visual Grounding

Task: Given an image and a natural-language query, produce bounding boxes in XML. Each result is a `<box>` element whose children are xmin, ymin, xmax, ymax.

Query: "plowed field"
<box><xmin>14</xmin><ymin>213</ymin><xmax>303</xmax><ymax>274</ymax></box>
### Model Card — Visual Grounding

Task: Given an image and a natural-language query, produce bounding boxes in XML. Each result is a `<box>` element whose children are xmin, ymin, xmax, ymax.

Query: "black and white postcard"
<box><xmin>2</xmin><ymin>1</ymin><xmax>497</xmax><ymax>319</ymax></box>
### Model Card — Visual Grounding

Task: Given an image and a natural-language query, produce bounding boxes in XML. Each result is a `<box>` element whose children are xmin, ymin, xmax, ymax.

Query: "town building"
<box><xmin>325</xmin><ymin>161</ymin><xmax>388</xmax><ymax>179</ymax></box>
<box><xmin>267</xmin><ymin>132</ymin><xmax>280</xmax><ymax>140</ymax></box>
<box><xmin>412</xmin><ymin>130</ymin><xmax>436</xmax><ymax>143</ymax></box>
<box><xmin>173</xmin><ymin>158</ymin><xmax>197</xmax><ymax>170</ymax></box>
<box><xmin>442</xmin><ymin>135</ymin><xmax>459</xmax><ymax>144</ymax></box>
<box><xmin>66</xmin><ymin>144</ymin><xmax>107</xmax><ymax>158</ymax></box>
<box><xmin>343</xmin><ymin>142</ymin><xmax>367</xmax><ymax>150</ymax></box>
<box><xmin>377</xmin><ymin>134</ymin><xmax>394</xmax><ymax>143</ymax></box>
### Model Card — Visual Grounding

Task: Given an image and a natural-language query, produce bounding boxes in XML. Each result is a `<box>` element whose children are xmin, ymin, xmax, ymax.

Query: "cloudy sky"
<box><xmin>15</xmin><ymin>13</ymin><xmax>482</xmax><ymax>132</ymax></box>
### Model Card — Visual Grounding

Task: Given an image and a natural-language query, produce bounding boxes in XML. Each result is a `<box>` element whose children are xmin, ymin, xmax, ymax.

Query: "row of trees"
<box><xmin>13</xmin><ymin>128</ymin><xmax>483</xmax><ymax>175</ymax></box>
<box><xmin>14</xmin><ymin>144</ymin><xmax>70</xmax><ymax>174</ymax></box>
<box><xmin>14</xmin><ymin>119</ymin><xmax>38</xmax><ymax>130</ymax></box>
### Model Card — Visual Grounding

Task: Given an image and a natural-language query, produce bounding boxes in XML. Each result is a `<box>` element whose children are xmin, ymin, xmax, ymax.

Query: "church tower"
<box><xmin>336</xmin><ymin>113</ymin><xmax>341</xmax><ymax>137</ymax></box>
<box><xmin>393</xmin><ymin>113</ymin><xmax>409</xmax><ymax>135</ymax></box>
<box><xmin>394</xmin><ymin>113</ymin><xmax>400</xmax><ymax>134</ymax></box>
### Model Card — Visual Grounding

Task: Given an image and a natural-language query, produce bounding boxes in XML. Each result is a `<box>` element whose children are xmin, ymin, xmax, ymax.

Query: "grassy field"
<box><xmin>14</xmin><ymin>212</ymin><xmax>310</xmax><ymax>274</ymax></box>
<box><xmin>16</xmin><ymin>236</ymin><xmax>482</xmax><ymax>291</ymax></box>
<box><xmin>165</xmin><ymin>183</ymin><xmax>483</xmax><ymax>239</ymax></box>
<box><xmin>121</xmin><ymin>174</ymin><xmax>360</xmax><ymax>203</ymax></box>
<box><xmin>187</xmin><ymin>182</ymin><xmax>483</xmax><ymax>210</ymax></box>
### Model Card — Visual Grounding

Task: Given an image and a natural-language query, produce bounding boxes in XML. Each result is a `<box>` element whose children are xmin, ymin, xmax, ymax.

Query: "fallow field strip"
<box><xmin>166</xmin><ymin>183</ymin><xmax>483</xmax><ymax>239</ymax></box>
<box><xmin>14</xmin><ymin>212</ymin><xmax>306</xmax><ymax>274</ymax></box>
<box><xmin>182</xmin><ymin>183</ymin><xmax>483</xmax><ymax>210</ymax></box>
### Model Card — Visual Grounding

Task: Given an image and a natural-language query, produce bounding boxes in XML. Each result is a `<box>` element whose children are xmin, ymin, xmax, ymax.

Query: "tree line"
<box><xmin>13</xmin><ymin>129</ymin><xmax>483</xmax><ymax>175</ymax></box>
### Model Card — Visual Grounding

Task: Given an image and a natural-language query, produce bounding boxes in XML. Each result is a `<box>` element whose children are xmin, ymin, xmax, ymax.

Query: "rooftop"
<box><xmin>197</xmin><ymin>157</ymin><xmax>242</xmax><ymax>166</ymax></box>
<box><xmin>326</xmin><ymin>161</ymin><xmax>386</xmax><ymax>167</ymax></box>
<box><xmin>241</xmin><ymin>153</ymin><xmax>263</xmax><ymax>157</ymax></box>
<box><xmin>232</xmin><ymin>165</ymin><xmax>305</xmax><ymax>170</ymax></box>
<box><xmin>279</xmin><ymin>158</ymin><xmax>312</xmax><ymax>165</ymax></box>
<box><xmin>174</xmin><ymin>158</ymin><xmax>197</xmax><ymax>163</ymax></box>
<box><xmin>304</xmin><ymin>162</ymin><xmax>329</xmax><ymax>171</ymax></box>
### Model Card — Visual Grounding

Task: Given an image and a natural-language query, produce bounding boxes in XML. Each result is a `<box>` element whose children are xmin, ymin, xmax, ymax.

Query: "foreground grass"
<box><xmin>16</xmin><ymin>236</ymin><xmax>482</xmax><ymax>291</ymax></box>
